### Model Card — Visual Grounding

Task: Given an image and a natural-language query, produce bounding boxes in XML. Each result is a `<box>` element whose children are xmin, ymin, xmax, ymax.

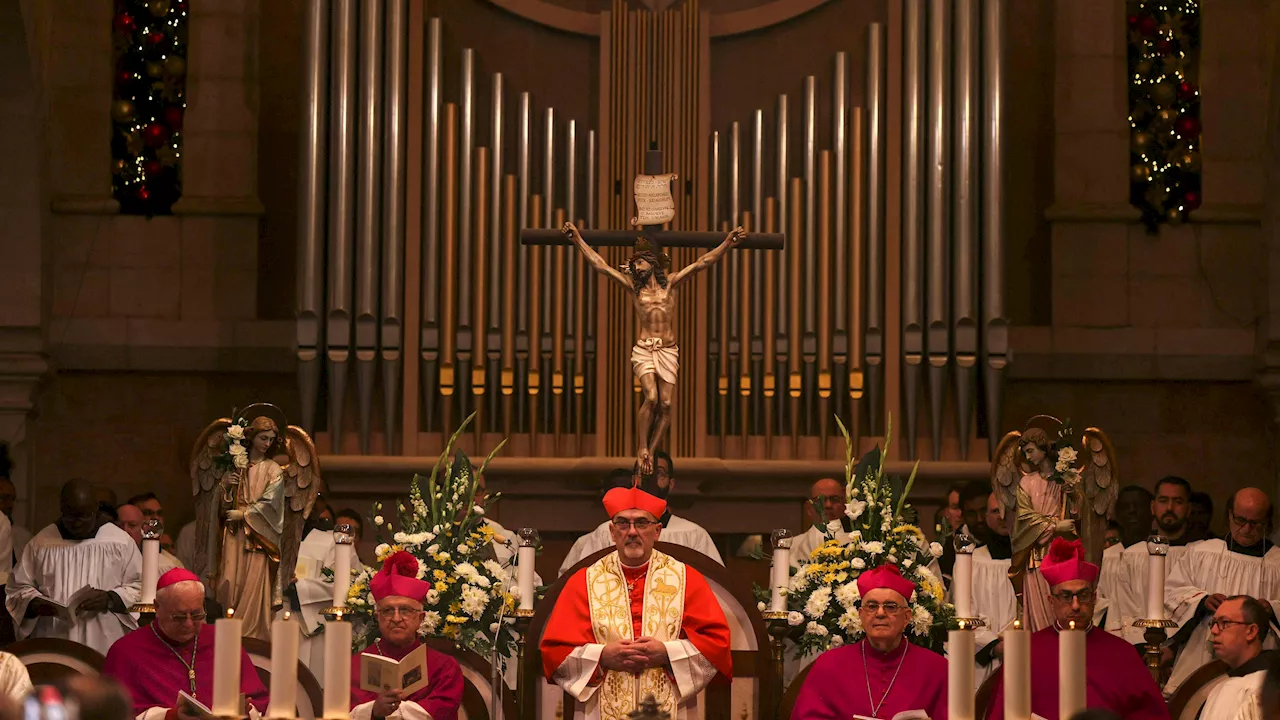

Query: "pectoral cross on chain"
<box><xmin>521</xmin><ymin>144</ymin><xmax>784</xmax><ymax>473</ymax></box>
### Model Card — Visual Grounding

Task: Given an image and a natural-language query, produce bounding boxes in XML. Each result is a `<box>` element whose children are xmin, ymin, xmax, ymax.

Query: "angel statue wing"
<box><xmin>1077</xmin><ymin>427</ymin><xmax>1118</xmax><ymax>567</ymax></box>
<box><xmin>273</xmin><ymin>425</ymin><xmax>323</xmax><ymax>608</ymax></box>
<box><xmin>189</xmin><ymin>418</ymin><xmax>233</xmax><ymax>587</ymax></box>
<box><xmin>990</xmin><ymin>430</ymin><xmax>1024</xmax><ymax>534</ymax></box>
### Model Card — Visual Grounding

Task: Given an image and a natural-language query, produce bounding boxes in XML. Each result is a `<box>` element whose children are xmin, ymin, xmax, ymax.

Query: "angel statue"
<box><xmin>189</xmin><ymin>403</ymin><xmax>322</xmax><ymax>640</ymax></box>
<box><xmin>992</xmin><ymin>416</ymin><xmax>1116</xmax><ymax>632</ymax></box>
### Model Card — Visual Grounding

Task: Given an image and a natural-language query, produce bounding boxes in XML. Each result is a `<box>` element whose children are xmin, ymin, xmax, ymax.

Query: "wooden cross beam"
<box><xmin>519</xmin><ymin>146</ymin><xmax>785</xmax><ymax>250</ymax></box>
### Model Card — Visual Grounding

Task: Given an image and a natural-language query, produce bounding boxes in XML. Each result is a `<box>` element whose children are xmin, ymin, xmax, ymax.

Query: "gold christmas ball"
<box><xmin>1177</xmin><ymin>151</ymin><xmax>1201</xmax><ymax>171</ymax></box>
<box><xmin>1131</xmin><ymin>130</ymin><xmax>1153</xmax><ymax>151</ymax></box>
<box><xmin>1131</xmin><ymin>164</ymin><xmax>1151</xmax><ymax>181</ymax></box>
<box><xmin>1151</xmin><ymin>82</ymin><xmax>1176</xmax><ymax>106</ymax></box>
<box><xmin>146</xmin><ymin>61</ymin><xmax>163</xmax><ymax>78</ymax></box>
<box><xmin>111</xmin><ymin>99</ymin><xmax>135</xmax><ymax>123</ymax></box>
<box><xmin>148</xmin><ymin>0</ymin><xmax>171</xmax><ymax>18</ymax></box>
<box><xmin>126</xmin><ymin>131</ymin><xmax>145</xmax><ymax>155</ymax></box>
<box><xmin>163</xmin><ymin>55</ymin><xmax>186</xmax><ymax>78</ymax></box>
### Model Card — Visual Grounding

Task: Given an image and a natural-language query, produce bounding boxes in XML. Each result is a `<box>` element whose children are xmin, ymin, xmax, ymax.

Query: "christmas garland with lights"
<box><xmin>111</xmin><ymin>0</ymin><xmax>188</xmax><ymax>216</ymax></box>
<box><xmin>1127</xmin><ymin>0</ymin><xmax>1201</xmax><ymax>232</ymax></box>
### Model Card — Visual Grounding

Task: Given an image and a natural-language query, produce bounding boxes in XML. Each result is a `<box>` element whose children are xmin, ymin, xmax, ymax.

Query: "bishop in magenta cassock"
<box><xmin>349</xmin><ymin>552</ymin><xmax>463</xmax><ymax>720</ymax></box>
<box><xmin>541</xmin><ymin>485</ymin><xmax>732</xmax><ymax>720</ymax></box>
<box><xmin>985</xmin><ymin>538</ymin><xmax>1169</xmax><ymax>720</ymax></box>
<box><xmin>102</xmin><ymin>568</ymin><xmax>269</xmax><ymax>720</ymax></box>
<box><xmin>791</xmin><ymin>564</ymin><xmax>949</xmax><ymax>720</ymax></box>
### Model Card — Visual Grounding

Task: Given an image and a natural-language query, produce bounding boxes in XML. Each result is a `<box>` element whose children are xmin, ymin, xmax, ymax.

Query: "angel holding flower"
<box><xmin>992</xmin><ymin>418</ymin><xmax>1116</xmax><ymax>632</ymax></box>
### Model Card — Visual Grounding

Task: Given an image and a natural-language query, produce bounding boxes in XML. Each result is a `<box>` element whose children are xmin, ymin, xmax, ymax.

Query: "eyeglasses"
<box><xmin>611</xmin><ymin>518</ymin><xmax>657</xmax><ymax>531</ymax></box>
<box><xmin>377</xmin><ymin>607</ymin><xmax>424</xmax><ymax>619</ymax></box>
<box><xmin>859</xmin><ymin>601</ymin><xmax>904</xmax><ymax>614</ymax></box>
<box><xmin>1051</xmin><ymin>589</ymin><xmax>1096</xmax><ymax>604</ymax></box>
<box><xmin>1230</xmin><ymin>513</ymin><xmax>1268</xmax><ymax>531</ymax></box>
<box><xmin>1210</xmin><ymin>618</ymin><xmax>1254</xmax><ymax>632</ymax></box>
<box><xmin>809</xmin><ymin>495</ymin><xmax>843</xmax><ymax>504</ymax></box>
<box><xmin>168</xmin><ymin>612</ymin><xmax>207</xmax><ymax>623</ymax></box>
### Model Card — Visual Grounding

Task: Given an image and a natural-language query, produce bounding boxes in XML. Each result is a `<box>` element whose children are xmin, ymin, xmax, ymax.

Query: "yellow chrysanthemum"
<box><xmin>892</xmin><ymin>525</ymin><xmax>926</xmax><ymax>545</ymax></box>
<box><xmin>433</xmin><ymin>570</ymin><xmax>446</xmax><ymax>581</ymax></box>
<box><xmin>434</xmin><ymin>581</ymin><xmax>448</xmax><ymax>593</ymax></box>
<box><xmin>442</xmin><ymin>624</ymin><xmax>460</xmax><ymax>638</ymax></box>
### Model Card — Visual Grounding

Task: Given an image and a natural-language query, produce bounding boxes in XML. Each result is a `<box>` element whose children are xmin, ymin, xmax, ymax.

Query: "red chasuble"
<box><xmin>103</xmin><ymin>624</ymin><xmax>268</xmax><ymax>717</ymax></box>
<box><xmin>349</xmin><ymin>640</ymin><xmax>463</xmax><ymax>720</ymax></box>
<box><xmin>791</xmin><ymin>639</ymin><xmax>948</xmax><ymax>720</ymax></box>
<box><xmin>540</xmin><ymin>559</ymin><xmax>731</xmax><ymax>684</ymax></box>
<box><xmin>985</xmin><ymin>626</ymin><xmax>1170</xmax><ymax>720</ymax></box>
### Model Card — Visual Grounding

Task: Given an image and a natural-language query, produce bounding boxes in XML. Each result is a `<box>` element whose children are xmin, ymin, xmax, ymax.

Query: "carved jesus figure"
<box><xmin>563</xmin><ymin>221</ymin><xmax>746</xmax><ymax>473</ymax></box>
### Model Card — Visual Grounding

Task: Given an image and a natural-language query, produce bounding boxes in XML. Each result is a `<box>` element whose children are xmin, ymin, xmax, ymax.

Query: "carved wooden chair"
<box><xmin>1167</xmin><ymin>659</ymin><xmax>1228</xmax><ymax>720</ymax></box>
<box><xmin>423</xmin><ymin>638</ymin><xmax>518</xmax><ymax>720</ymax></box>
<box><xmin>522</xmin><ymin>542</ymin><xmax>775</xmax><ymax>719</ymax></box>
<box><xmin>242</xmin><ymin>637</ymin><xmax>325</xmax><ymax>720</ymax></box>
<box><xmin>5</xmin><ymin>638</ymin><xmax>104</xmax><ymax>685</ymax></box>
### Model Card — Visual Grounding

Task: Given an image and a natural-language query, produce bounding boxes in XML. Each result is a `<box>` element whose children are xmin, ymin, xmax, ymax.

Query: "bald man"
<box><xmin>6</xmin><ymin>479</ymin><xmax>141</xmax><ymax>655</ymax></box>
<box><xmin>1164</xmin><ymin>487</ymin><xmax>1280</xmax><ymax>695</ymax></box>
<box><xmin>789</xmin><ymin>477</ymin><xmax>850</xmax><ymax>572</ymax></box>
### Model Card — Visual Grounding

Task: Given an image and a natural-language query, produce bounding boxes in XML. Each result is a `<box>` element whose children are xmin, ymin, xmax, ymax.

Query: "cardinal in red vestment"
<box><xmin>102</xmin><ymin>568</ymin><xmax>269</xmax><ymax>720</ymax></box>
<box><xmin>791</xmin><ymin>563</ymin><xmax>949</xmax><ymax>720</ymax></box>
<box><xmin>540</xmin><ymin>485</ymin><xmax>732</xmax><ymax>720</ymax></box>
<box><xmin>985</xmin><ymin>538</ymin><xmax>1169</xmax><ymax>720</ymax></box>
<box><xmin>349</xmin><ymin>552</ymin><xmax>463</xmax><ymax>720</ymax></box>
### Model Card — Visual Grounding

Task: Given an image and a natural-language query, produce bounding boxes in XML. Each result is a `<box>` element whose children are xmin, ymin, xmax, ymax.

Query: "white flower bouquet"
<box><xmin>212</xmin><ymin>417</ymin><xmax>251</xmax><ymax>472</ymax></box>
<box><xmin>343</xmin><ymin>414</ymin><xmax>518</xmax><ymax>658</ymax></box>
<box><xmin>1047</xmin><ymin>420</ymin><xmax>1082</xmax><ymax>485</ymax></box>
<box><xmin>783</xmin><ymin>417</ymin><xmax>955</xmax><ymax>656</ymax></box>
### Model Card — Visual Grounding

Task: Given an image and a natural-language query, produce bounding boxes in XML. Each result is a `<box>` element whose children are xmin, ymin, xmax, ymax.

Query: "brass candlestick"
<box><xmin>514</xmin><ymin>608</ymin><xmax>536</xmax><ymax>719</ymax></box>
<box><xmin>763</xmin><ymin>612</ymin><xmax>789</xmax><ymax>720</ymax></box>
<box><xmin>1133</xmin><ymin>618</ymin><xmax>1177</xmax><ymax>682</ymax></box>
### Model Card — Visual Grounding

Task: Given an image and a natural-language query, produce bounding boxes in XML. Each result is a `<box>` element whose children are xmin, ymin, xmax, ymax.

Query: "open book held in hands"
<box><xmin>360</xmin><ymin>645</ymin><xmax>429</xmax><ymax>696</ymax></box>
<box><xmin>177</xmin><ymin>691</ymin><xmax>249</xmax><ymax>720</ymax></box>
<box><xmin>853</xmin><ymin>713</ymin><xmax>930</xmax><ymax>720</ymax></box>
<box><xmin>46</xmin><ymin>586</ymin><xmax>103</xmax><ymax>626</ymax></box>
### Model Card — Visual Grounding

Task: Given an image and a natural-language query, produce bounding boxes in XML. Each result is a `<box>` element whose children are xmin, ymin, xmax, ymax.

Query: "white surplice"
<box><xmin>0</xmin><ymin>515</ymin><xmax>13</xmax><ymax>585</ymax></box>
<box><xmin>970</xmin><ymin>544</ymin><xmax>1017</xmax><ymax>689</ymax></box>
<box><xmin>1094</xmin><ymin>541</ymin><xmax>1126</xmax><ymax>631</ymax></box>
<box><xmin>789</xmin><ymin>523</ymin><xmax>851</xmax><ymax>572</ymax></box>
<box><xmin>557</xmin><ymin>514</ymin><xmax>722</xmax><ymax>576</ymax></box>
<box><xmin>10</xmin><ymin>524</ymin><xmax>30</xmax><ymax>564</ymax></box>
<box><xmin>1109</xmin><ymin>539</ymin><xmax>1194</xmax><ymax>643</ymax></box>
<box><xmin>6</xmin><ymin>522</ymin><xmax>141</xmax><ymax>655</ymax></box>
<box><xmin>1163</xmin><ymin>539</ymin><xmax>1280</xmax><ymax>694</ymax></box>
<box><xmin>284</xmin><ymin>528</ymin><xmax>361</xmax><ymax>681</ymax></box>
<box><xmin>0</xmin><ymin>652</ymin><xmax>31</xmax><ymax>702</ymax></box>
<box><xmin>174</xmin><ymin>522</ymin><xmax>196</xmax><ymax>570</ymax></box>
<box><xmin>1201</xmin><ymin>669</ymin><xmax>1265</xmax><ymax>720</ymax></box>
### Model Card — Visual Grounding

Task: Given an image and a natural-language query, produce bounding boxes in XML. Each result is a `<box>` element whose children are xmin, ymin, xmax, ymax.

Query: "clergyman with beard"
<box><xmin>1111</xmin><ymin>476</ymin><xmax>1196</xmax><ymax>644</ymax></box>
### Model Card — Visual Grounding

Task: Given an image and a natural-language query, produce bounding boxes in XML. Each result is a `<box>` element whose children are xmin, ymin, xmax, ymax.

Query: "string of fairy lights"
<box><xmin>111</xmin><ymin>0</ymin><xmax>188</xmax><ymax>216</ymax></box>
<box><xmin>1127</xmin><ymin>0</ymin><xmax>1202</xmax><ymax>231</ymax></box>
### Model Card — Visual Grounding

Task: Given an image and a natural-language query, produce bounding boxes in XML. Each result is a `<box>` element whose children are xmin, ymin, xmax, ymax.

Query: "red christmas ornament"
<box><xmin>1156</xmin><ymin>38</ymin><xmax>1173</xmax><ymax>54</ymax></box>
<box><xmin>1127</xmin><ymin>14</ymin><xmax>1139</xmax><ymax>29</ymax></box>
<box><xmin>113</xmin><ymin>12</ymin><xmax>136</xmax><ymax>35</ymax></box>
<box><xmin>135</xmin><ymin>185</ymin><xmax>151</xmax><ymax>202</ymax></box>
<box><xmin>147</xmin><ymin>31</ymin><xmax>166</xmax><ymax>47</ymax></box>
<box><xmin>1177</xmin><ymin>81</ymin><xmax>1197</xmax><ymax>101</ymax></box>
<box><xmin>142</xmin><ymin>159</ymin><xmax>163</xmax><ymax>177</ymax></box>
<box><xmin>1183</xmin><ymin>191</ymin><xmax>1202</xmax><ymax>210</ymax></box>
<box><xmin>116</xmin><ymin>70</ymin><xmax>136</xmax><ymax>88</ymax></box>
<box><xmin>143</xmin><ymin>123</ymin><xmax>169</xmax><ymax>148</ymax></box>
<box><xmin>175</xmin><ymin>0</ymin><xmax>187</xmax><ymax>11</ymax></box>
<box><xmin>1174</xmin><ymin>115</ymin><xmax>1201</xmax><ymax>137</ymax></box>
<box><xmin>1138</xmin><ymin>16</ymin><xmax>1158</xmax><ymax>36</ymax></box>
<box><xmin>163</xmin><ymin>106</ymin><xmax>184</xmax><ymax>131</ymax></box>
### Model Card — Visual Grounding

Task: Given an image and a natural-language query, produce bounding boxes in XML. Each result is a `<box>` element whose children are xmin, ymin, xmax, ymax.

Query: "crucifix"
<box><xmin>521</xmin><ymin>145</ymin><xmax>784</xmax><ymax>473</ymax></box>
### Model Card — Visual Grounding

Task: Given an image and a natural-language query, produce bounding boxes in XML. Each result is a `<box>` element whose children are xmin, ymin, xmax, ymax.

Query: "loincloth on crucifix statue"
<box><xmin>630</xmin><ymin>337</ymin><xmax>680</xmax><ymax>385</ymax></box>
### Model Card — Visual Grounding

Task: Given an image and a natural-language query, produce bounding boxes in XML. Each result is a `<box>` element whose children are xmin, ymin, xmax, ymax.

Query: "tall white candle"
<box><xmin>1146</xmin><ymin>552</ymin><xmax>1166</xmax><ymax>620</ymax></box>
<box><xmin>517</xmin><ymin>545</ymin><xmax>536</xmax><ymax>611</ymax></box>
<box><xmin>212</xmin><ymin>610</ymin><xmax>242</xmax><ymax>717</ymax></box>
<box><xmin>770</xmin><ymin>547</ymin><xmax>790</xmax><ymax>613</ymax></box>
<box><xmin>322</xmin><ymin>617</ymin><xmax>353</xmax><ymax>718</ymax></box>
<box><xmin>332</xmin><ymin>546</ymin><xmax>352</xmax><ymax>608</ymax></box>
<box><xmin>1059</xmin><ymin>621</ymin><xmax>1087</xmax><ymax>719</ymax></box>
<box><xmin>948</xmin><ymin>626</ymin><xmax>976</xmax><ymax>720</ymax></box>
<box><xmin>139</xmin><ymin>538</ymin><xmax>160</xmax><ymax>605</ymax></box>
<box><xmin>1003</xmin><ymin>621</ymin><xmax>1031</xmax><ymax>720</ymax></box>
<box><xmin>267</xmin><ymin>612</ymin><xmax>300</xmax><ymax>718</ymax></box>
<box><xmin>953</xmin><ymin>551</ymin><xmax>973</xmax><ymax>617</ymax></box>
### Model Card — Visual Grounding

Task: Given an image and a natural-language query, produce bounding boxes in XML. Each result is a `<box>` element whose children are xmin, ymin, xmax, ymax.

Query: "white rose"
<box><xmin>757</xmin><ymin>601</ymin><xmax>767</xmax><ymax>612</ymax></box>
<box><xmin>375</xmin><ymin>543</ymin><xmax>390</xmax><ymax>557</ymax></box>
<box><xmin>887</xmin><ymin>555</ymin><xmax>898</xmax><ymax>564</ymax></box>
<box><xmin>826</xmin><ymin>519</ymin><xmax>843</xmax><ymax>536</ymax></box>
<box><xmin>1057</xmin><ymin>446</ymin><xmax>1078</xmax><ymax>465</ymax></box>
<box><xmin>787</xmin><ymin>611</ymin><xmax>805</xmax><ymax>626</ymax></box>
<box><xmin>226</xmin><ymin>424</ymin><xmax>245</xmax><ymax>439</ymax></box>
<box><xmin>393</xmin><ymin>532</ymin><xmax>408</xmax><ymax>543</ymax></box>
<box><xmin>830</xmin><ymin>634</ymin><xmax>844</xmax><ymax>647</ymax></box>
<box><xmin>373</xmin><ymin>515</ymin><xmax>384</xmax><ymax>526</ymax></box>
<box><xmin>426</xmin><ymin>544</ymin><xmax>440</xmax><ymax>555</ymax></box>
<box><xmin>473</xmin><ymin>505</ymin><xmax>485</xmax><ymax>516</ymax></box>
<box><xmin>233</xmin><ymin>454</ymin><xmax>248</xmax><ymax>469</ymax></box>
<box><xmin>228</xmin><ymin>443</ymin><xmax>247</xmax><ymax>456</ymax></box>
<box><xmin>805</xmin><ymin>621</ymin><xmax>828</xmax><ymax>637</ymax></box>
<box><xmin>929</xmin><ymin>542</ymin><xmax>944</xmax><ymax>558</ymax></box>
<box><xmin>851</xmin><ymin>557</ymin><xmax>866</xmax><ymax>570</ymax></box>
<box><xmin>458</xmin><ymin>544</ymin><xmax>472</xmax><ymax>555</ymax></box>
